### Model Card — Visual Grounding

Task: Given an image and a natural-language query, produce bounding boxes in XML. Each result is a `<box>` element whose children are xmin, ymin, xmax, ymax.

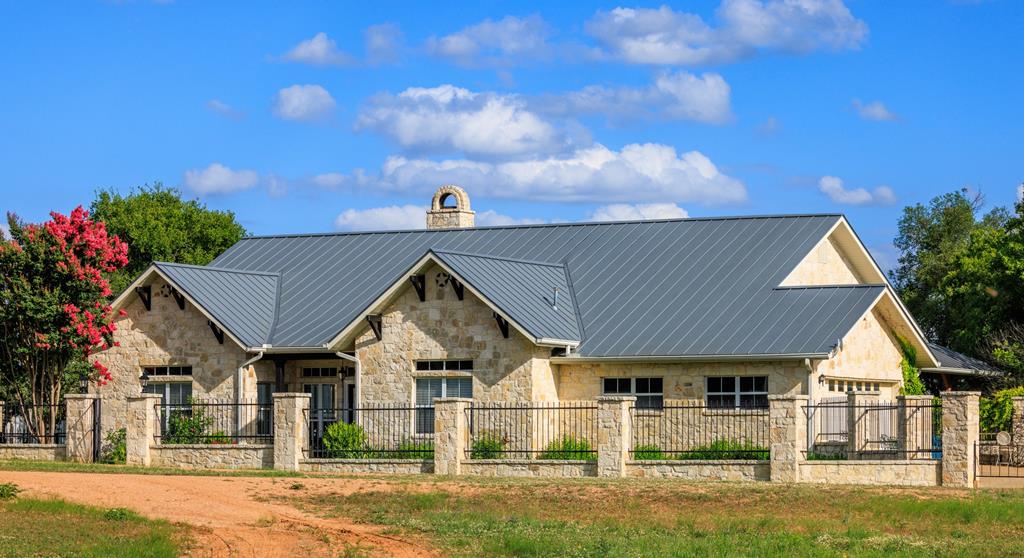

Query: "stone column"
<box><xmin>596</xmin><ymin>396</ymin><xmax>634</xmax><ymax>478</ymax></box>
<box><xmin>769</xmin><ymin>395</ymin><xmax>808</xmax><ymax>483</ymax></box>
<box><xmin>846</xmin><ymin>392</ymin><xmax>880</xmax><ymax>459</ymax></box>
<box><xmin>898</xmin><ymin>395</ymin><xmax>935</xmax><ymax>460</ymax></box>
<box><xmin>0</xmin><ymin>401</ymin><xmax>5</xmax><ymax>441</ymax></box>
<box><xmin>434</xmin><ymin>398</ymin><xmax>471</xmax><ymax>475</ymax></box>
<box><xmin>126</xmin><ymin>394</ymin><xmax>161</xmax><ymax>466</ymax></box>
<box><xmin>65</xmin><ymin>394</ymin><xmax>99</xmax><ymax>462</ymax></box>
<box><xmin>941</xmin><ymin>391</ymin><xmax>980</xmax><ymax>488</ymax></box>
<box><xmin>1009</xmin><ymin>397</ymin><xmax>1024</xmax><ymax>466</ymax></box>
<box><xmin>273</xmin><ymin>393</ymin><xmax>311</xmax><ymax>471</ymax></box>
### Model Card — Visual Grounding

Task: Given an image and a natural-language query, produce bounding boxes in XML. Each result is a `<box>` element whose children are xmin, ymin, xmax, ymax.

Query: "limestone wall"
<box><xmin>149</xmin><ymin>445</ymin><xmax>273</xmax><ymax>470</ymax></box>
<box><xmin>779</xmin><ymin>235</ymin><xmax>863</xmax><ymax>286</ymax></box>
<box><xmin>631</xmin><ymin>400</ymin><xmax>769</xmax><ymax>453</ymax></box>
<box><xmin>798</xmin><ymin>460</ymin><xmax>940</xmax><ymax>486</ymax></box>
<box><xmin>628</xmin><ymin>461</ymin><xmax>769</xmax><ymax>481</ymax></box>
<box><xmin>301</xmin><ymin>459</ymin><xmax>434</xmax><ymax>474</ymax></box>
<box><xmin>814</xmin><ymin>307</ymin><xmax>904</xmax><ymax>399</ymax></box>
<box><xmin>461</xmin><ymin>460</ymin><xmax>598</xmax><ymax>477</ymax></box>
<box><xmin>0</xmin><ymin>444</ymin><xmax>66</xmax><ymax>461</ymax></box>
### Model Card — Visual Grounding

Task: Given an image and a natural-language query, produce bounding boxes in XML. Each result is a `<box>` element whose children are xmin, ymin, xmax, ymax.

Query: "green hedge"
<box><xmin>539</xmin><ymin>435</ymin><xmax>596</xmax><ymax>460</ymax></box>
<box><xmin>980</xmin><ymin>387</ymin><xmax>1024</xmax><ymax>433</ymax></box>
<box><xmin>470</xmin><ymin>432</ymin><xmax>506</xmax><ymax>459</ymax></box>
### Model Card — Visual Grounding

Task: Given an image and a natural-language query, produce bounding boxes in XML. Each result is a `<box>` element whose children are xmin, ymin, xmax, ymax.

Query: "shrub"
<box><xmin>539</xmin><ymin>435</ymin><xmax>596</xmax><ymax>460</ymax></box>
<box><xmin>163</xmin><ymin>406</ymin><xmax>213</xmax><ymax>444</ymax></box>
<box><xmin>396</xmin><ymin>440</ymin><xmax>434</xmax><ymax>459</ymax></box>
<box><xmin>206</xmin><ymin>431</ymin><xmax>232</xmax><ymax>445</ymax></box>
<box><xmin>632</xmin><ymin>444</ymin><xmax>667</xmax><ymax>460</ymax></box>
<box><xmin>980</xmin><ymin>387</ymin><xmax>1024</xmax><ymax>433</ymax></box>
<box><xmin>323</xmin><ymin>422</ymin><xmax>369</xmax><ymax>458</ymax></box>
<box><xmin>470</xmin><ymin>432</ymin><xmax>506</xmax><ymax>459</ymax></box>
<box><xmin>806</xmin><ymin>451</ymin><xmax>847</xmax><ymax>461</ymax></box>
<box><xmin>102</xmin><ymin>508</ymin><xmax>135</xmax><ymax>521</ymax></box>
<box><xmin>0</xmin><ymin>483</ymin><xmax>20</xmax><ymax>500</ymax></box>
<box><xmin>676</xmin><ymin>439</ymin><xmax>769</xmax><ymax>460</ymax></box>
<box><xmin>102</xmin><ymin>428</ymin><xmax>127</xmax><ymax>464</ymax></box>
<box><xmin>897</xmin><ymin>334</ymin><xmax>927</xmax><ymax>395</ymax></box>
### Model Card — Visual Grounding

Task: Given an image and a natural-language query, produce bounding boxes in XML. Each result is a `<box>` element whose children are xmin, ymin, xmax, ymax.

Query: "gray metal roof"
<box><xmin>431</xmin><ymin>250</ymin><xmax>581</xmax><ymax>343</ymax></box>
<box><xmin>154</xmin><ymin>262</ymin><xmax>280</xmax><ymax>348</ymax></box>
<box><xmin>925</xmin><ymin>343</ymin><xmax>1004</xmax><ymax>377</ymax></box>
<box><xmin>196</xmin><ymin>214</ymin><xmax>876</xmax><ymax>357</ymax></box>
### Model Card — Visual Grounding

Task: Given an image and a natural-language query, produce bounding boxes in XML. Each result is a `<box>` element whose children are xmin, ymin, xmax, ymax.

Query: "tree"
<box><xmin>0</xmin><ymin>208</ymin><xmax>128</xmax><ymax>436</ymax></box>
<box><xmin>90</xmin><ymin>184</ymin><xmax>247</xmax><ymax>294</ymax></box>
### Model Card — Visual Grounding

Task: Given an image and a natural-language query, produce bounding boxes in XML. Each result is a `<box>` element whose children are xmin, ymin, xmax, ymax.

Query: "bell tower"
<box><xmin>426</xmin><ymin>185</ymin><xmax>475</xmax><ymax>229</ymax></box>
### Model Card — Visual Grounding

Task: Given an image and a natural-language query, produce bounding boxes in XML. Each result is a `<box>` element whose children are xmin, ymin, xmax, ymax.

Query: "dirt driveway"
<box><xmin>2</xmin><ymin>471</ymin><xmax>437</xmax><ymax>558</ymax></box>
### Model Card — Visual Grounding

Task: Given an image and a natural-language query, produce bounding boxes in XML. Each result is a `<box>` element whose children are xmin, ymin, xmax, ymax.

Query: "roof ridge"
<box><xmin>772</xmin><ymin>284</ymin><xmax>887</xmax><ymax>291</ymax></box>
<box><xmin>236</xmin><ymin>213</ymin><xmax>845</xmax><ymax>241</ymax></box>
<box><xmin>431</xmin><ymin>249</ymin><xmax>565</xmax><ymax>268</ymax></box>
<box><xmin>155</xmin><ymin>261</ymin><xmax>281</xmax><ymax>278</ymax></box>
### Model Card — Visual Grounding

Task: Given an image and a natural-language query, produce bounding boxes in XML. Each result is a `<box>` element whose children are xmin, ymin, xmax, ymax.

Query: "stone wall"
<box><xmin>150</xmin><ymin>445</ymin><xmax>272</xmax><ymax>470</ymax></box>
<box><xmin>631</xmin><ymin>400</ymin><xmax>769</xmax><ymax>454</ymax></box>
<box><xmin>0</xmin><ymin>445</ymin><xmax>66</xmax><ymax>461</ymax></box>
<box><xmin>301</xmin><ymin>459</ymin><xmax>434</xmax><ymax>474</ymax></box>
<box><xmin>628</xmin><ymin>461</ymin><xmax>769</xmax><ymax>481</ymax></box>
<box><xmin>779</xmin><ymin>235</ymin><xmax>863</xmax><ymax>286</ymax></box>
<box><xmin>799</xmin><ymin>460</ymin><xmax>941</xmax><ymax>486</ymax></box>
<box><xmin>461</xmin><ymin>460</ymin><xmax>598</xmax><ymax>477</ymax></box>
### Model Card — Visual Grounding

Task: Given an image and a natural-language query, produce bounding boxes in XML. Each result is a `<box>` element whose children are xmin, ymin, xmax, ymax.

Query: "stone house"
<box><xmin>94</xmin><ymin>185</ymin><xmax>976</xmax><ymax>438</ymax></box>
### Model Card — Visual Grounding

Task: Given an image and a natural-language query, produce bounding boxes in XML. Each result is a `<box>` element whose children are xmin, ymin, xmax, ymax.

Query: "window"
<box><xmin>302</xmin><ymin>367</ymin><xmax>337</xmax><ymax>378</ymax></box>
<box><xmin>827</xmin><ymin>380</ymin><xmax>880</xmax><ymax>393</ymax></box>
<box><xmin>602</xmin><ymin>377</ymin><xmax>663</xmax><ymax>409</ymax></box>
<box><xmin>143</xmin><ymin>365</ymin><xmax>192</xmax><ymax>377</ymax></box>
<box><xmin>706</xmin><ymin>376</ymin><xmax>768</xmax><ymax>409</ymax></box>
<box><xmin>415</xmin><ymin>360</ymin><xmax>474</xmax><ymax>371</ymax></box>
<box><xmin>415</xmin><ymin>377</ymin><xmax>473</xmax><ymax>434</ymax></box>
<box><xmin>144</xmin><ymin>382</ymin><xmax>192</xmax><ymax>432</ymax></box>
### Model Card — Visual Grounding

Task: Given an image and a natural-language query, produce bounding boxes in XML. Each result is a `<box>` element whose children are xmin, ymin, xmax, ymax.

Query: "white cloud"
<box><xmin>817</xmin><ymin>176</ymin><xmax>896</xmax><ymax>205</ymax></box>
<box><xmin>426</xmin><ymin>15</ymin><xmax>553</xmax><ymax>67</ymax></box>
<box><xmin>183</xmin><ymin>163</ymin><xmax>259</xmax><ymax>195</ymax></box>
<box><xmin>312</xmin><ymin>172</ymin><xmax>347</xmax><ymax>188</ymax></box>
<box><xmin>589</xmin><ymin>203</ymin><xmax>690</xmax><ymax>221</ymax></box>
<box><xmin>273</xmin><ymin>84</ymin><xmax>336</xmax><ymax>123</ymax></box>
<box><xmin>356</xmin><ymin>85</ymin><xmax>570</xmax><ymax>158</ymax></box>
<box><xmin>585</xmin><ymin>1</ymin><xmax>867</xmax><ymax>65</ymax></box>
<box><xmin>476</xmin><ymin>210</ymin><xmax>546</xmax><ymax>227</ymax></box>
<box><xmin>349</xmin><ymin>143</ymin><xmax>745</xmax><ymax>204</ymax></box>
<box><xmin>1018</xmin><ymin>183</ymin><xmax>1023</xmax><ymax>203</ymax></box>
<box><xmin>365</xmin><ymin>23</ymin><xmax>404</xmax><ymax>65</ymax></box>
<box><xmin>333</xmin><ymin>204</ymin><xmax>542</xmax><ymax>231</ymax></box>
<box><xmin>205</xmin><ymin>99</ymin><xmax>244</xmax><ymax>120</ymax></box>
<box><xmin>852</xmin><ymin>99</ymin><xmax>899</xmax><ymax>122</ymax></box>
<box><xmin>278</xmin><ymin>32</ymin><xmax>354</xmax><ymax>66</ymax></box>
<box><xmin>756</xmin><ymin>116</ymin><xmax>780</xmax><ymax>136</ymax></box>
<box><xmin>538</xmin><ymin>71</ymin><xmax>732</xmax><ymax>125</ymax></box>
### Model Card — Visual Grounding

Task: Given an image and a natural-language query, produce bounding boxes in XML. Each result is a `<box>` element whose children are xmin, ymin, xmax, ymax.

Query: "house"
<box><xmin>96</xmin><ymin>185</ymin><xmax>976</xmax><ymax>437</ymax></box>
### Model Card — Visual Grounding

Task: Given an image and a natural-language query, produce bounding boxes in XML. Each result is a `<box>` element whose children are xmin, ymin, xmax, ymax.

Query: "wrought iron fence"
<box><xmin>154</xmin><ymin>399</ymin><xmax>273</xmax><ymax>444</ymax></box>
<box><xmin>305</xmin><ymin>405</ymin><xmax>433</xmax><ymax>459</ymax></box>
<box><xmin>0</xmin><ymin>403</ymin><xmax>66</xmax><ymax>445</ymax></box>
<box><xmin>804</xmin><ymin>398</ymin><xmax>942</xmax><ymax>460</ymax></box>
<box><xmin>465</xmin><ymin>402</ymin><xmax>598</xmax><ymax>460</ymax></box>
<box><xmin>630</xmin><ymin>401</ymin><xmax>770</xmax><ymax>460</ymax></box>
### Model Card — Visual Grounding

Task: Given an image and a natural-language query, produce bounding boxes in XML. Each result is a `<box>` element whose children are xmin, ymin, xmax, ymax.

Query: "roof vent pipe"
<box><xmin>552</xmin><ymin>287</ymin><xmax>560</xmax><ymax>310</ymax></box>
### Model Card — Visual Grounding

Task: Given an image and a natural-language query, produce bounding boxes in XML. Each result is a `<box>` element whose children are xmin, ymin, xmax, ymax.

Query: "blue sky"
<box><xmin>1</xmin><ymin>1</ymin><xmax>1021</xmax><ymax>271</ymax></box>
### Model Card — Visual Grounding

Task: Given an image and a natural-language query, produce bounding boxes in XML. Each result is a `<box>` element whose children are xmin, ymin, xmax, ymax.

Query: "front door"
<box><xmin>304</xmin><ymin>383</ymin><xmax>336</xmax><ymax>451</ymax></box>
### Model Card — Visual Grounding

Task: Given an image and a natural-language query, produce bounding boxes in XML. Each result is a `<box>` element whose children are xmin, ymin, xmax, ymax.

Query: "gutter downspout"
<box><xmin>238</xmin><ymin>351</ymin><xmax>264</xmax><ymax>435</ymax></box>
<box><xmin>804</xmin><ymin>357</ymin><xmax>816</xmax><ymax>455</ymax></box>
<box><xmin>335</xmin><ymin>352</ymin><xmax>361</xmax><ymax>409</ymax></box>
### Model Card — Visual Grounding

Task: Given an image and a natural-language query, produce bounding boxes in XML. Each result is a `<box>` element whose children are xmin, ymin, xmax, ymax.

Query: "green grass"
<box><xmin>0</xmin><ymin>493</ymin><xmax>186</xmax><ymax>557</ymax></box>
<box><xmin>287</xmin><ymin>480</ymin><xmax>1024</xmax><ymax>557</ymax></box>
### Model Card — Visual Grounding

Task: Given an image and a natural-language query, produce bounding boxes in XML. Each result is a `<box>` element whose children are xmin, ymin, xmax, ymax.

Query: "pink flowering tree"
<box><xmin>0</xmin><ymin>207</ymin><xmax>128</xmax><ymax>437</ymax></box>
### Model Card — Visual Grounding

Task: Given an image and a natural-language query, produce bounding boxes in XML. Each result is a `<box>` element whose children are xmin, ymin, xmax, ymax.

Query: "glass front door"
<box><xmin>304</xmin><ymin>383</ymin><xmax>336</xmax><ymax>446</ymax></box>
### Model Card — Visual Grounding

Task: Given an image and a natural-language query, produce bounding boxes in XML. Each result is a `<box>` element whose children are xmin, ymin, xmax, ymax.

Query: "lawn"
<box><xmin>0</xmin><ymin>483</ymin><xmax>187</xmax><ymax>558</ymax></box>
<box><xmin>285</xmin><ymin>480</ymin><xmax>1024</xmax><ymax>557</ymax></box>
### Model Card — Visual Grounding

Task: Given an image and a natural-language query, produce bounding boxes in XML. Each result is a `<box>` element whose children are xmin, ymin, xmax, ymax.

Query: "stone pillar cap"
<box><xmin>272</xmin><ymin>392</ymin><xmax>313</xmax><ymax>398</ymax></box>
<box><xmin>434</xmin><ymin>397</ymin><xmax>473</xmax><ymax>403</ymax></box>
<box><xmin>65</xmin><ymin>393</ymin><xmax>100</xmax><ymax>400</ymax></box>
<box><xmin>595</xmin><ymin>395</ymin><xmax>637</xmax><ymax>402</ymax></box>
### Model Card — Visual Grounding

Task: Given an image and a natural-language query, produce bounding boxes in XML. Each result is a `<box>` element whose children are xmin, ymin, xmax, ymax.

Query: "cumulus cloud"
<box><xmin>205</xmin><ymin>99</ymin><xmax>244</xmax><ymax>120</ymax></box>
<box><xmin>356</xmin><ymin>85</ymin><xmax>571</xmax><ymax>158</ymax></box>
<box><xmin>852</xmin><ymin>99</ymin><xmax>899</xmax><ymax>122</ymax></box>
<box><xmin>278</xmin><ymin>32</ymin><xmax>354</xmax><ymax>66</ymax></box>
<box><xmin>476</xmin><ymin>210</ymin><xmax>546</xmax><ymax>227</ymax></box>
<box><xmin>585</xmin><ymin>0</ymin><xmax>867</xmax><ymax>65</ymax></box>
<box><xmin>817</xmin><ymin>176</ymin><xmax>896</xmax><ymax>205</ymax></box>
<box><xmin>365</xmin><ymin>23</ymin><xmax>404</xmax><ymax>65</ymax></box>
<box><xmin>426</xmin><ymin>15</ymin><xmax>554</xmax><ymax>67</ymax></box>
<box><xmin>333</xmin><ymin>204</ymin><xmax>542</xmax><ymax>231</ymax></box>
<box><xmin>589</xmin><ymin>203</ymin><xmax>690</xmax><ymax>221</ymax></box>
<box><xmin>273</xmin><ymin>84</ymin><xmax>336</xmax><ymax>123</ymax></box>
<box><xmin>183</xmin><ymin>163</ymin><xmax>259</xmax><ymax>195</ymax></box>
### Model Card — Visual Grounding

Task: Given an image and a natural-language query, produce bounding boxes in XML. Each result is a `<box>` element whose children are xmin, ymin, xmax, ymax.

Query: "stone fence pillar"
<box><xmin>273</xmin><ymin>393</ymin><xmax>310</xmax><ymax>471</ymax></box>
<box><xmin>769</xmin><ymin>395</ymin><xmax>807</xmax><ymax>483</ymax></box>
<box><xmin>126</xmin><ymin>394</ymin><xmax>161</xmax><ymax>466</ymax></box>
<box><xmin>434</xmin><ymin>398</ymin><xmax>471</xmax><ymax>475</ymax></box>
<box><xmin>596</xmin><ymin>396</ymin><xmax>634</xmax><ymax>477</ymax></box>
<box><xmin>65</xmin><ymin>394</ymin><xmax>99</xmax><ymax>462</ymax></box>
<box><xmin>898</xmin><ymin>395</ymin><xmax>935</xmax><ymax>460</ymax></box>
<box><xmin>0</xmin><ymin>401</ymin><xmax>5</xmax><ymax>436</ymax></box>
<box><xmin>941</xmin><ymin>391</ymin><xmax>980</xmax><ymax>488</ymax></box>
<box><xmin>1011</xmin><ymin>397</ymin><xmax>1024</xmax><ymax>446</ymax></box>
<box><xmin>846</xmin><ymin>392</ymin><xmax>880</xmax><ymax>459</ymax></box>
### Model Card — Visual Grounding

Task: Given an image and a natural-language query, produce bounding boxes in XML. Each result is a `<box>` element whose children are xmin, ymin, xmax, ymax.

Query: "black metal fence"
<box><xmin>0</xmin><ymin>403</ymin><xmax>66</xmax><ymax>445</ymax></box>
<box><xmin>631</xmin><ymin>402</ymin><xmax>770</xmax><ymax>460</ymax></box>
<box><xmin>154</xmin><ymin>400</ymin><xmax>273</xmax><ymax>444</ymax></box>
<box><xmin>306</xmin><ymin>406</ymin><xmax>433</xmax><ymax>459</ymax></box>
<box><xmin>804</xmin><ymin>398</ymin><xmax>942</xmax><ymax>459</ymax></box>
<box><xmin>465</xmin><ymin>402</ymin><xmax>598</xmax><ymax>459</ymax></box>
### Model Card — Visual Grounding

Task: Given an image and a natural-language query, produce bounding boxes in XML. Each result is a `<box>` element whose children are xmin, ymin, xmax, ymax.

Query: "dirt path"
<box><xmin>2</xmin><ymin>471</ymin><xmax>438</xmax><ymax>558</ymax></box>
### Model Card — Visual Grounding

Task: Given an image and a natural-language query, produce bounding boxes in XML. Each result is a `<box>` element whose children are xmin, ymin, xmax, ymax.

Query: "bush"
<box><xmin>470</xmin><ymin>432</ymin><xmax>506</xmax><ymax>459</ymax></box>
<box><xmin>897</xmin><ymin>334</ymin><xmax>927</xmax><ymax>395</ymax></box>
<box><xmin>396</xmin><ymin>440</ymin><xmax>434</xmax><ymax>459</ymax></box>
<box><xmin>806</xmin><ymin>451</ymin><xmax>847</xmax><ymax>461</ymax></box>
<box><xmin>633</xmin><ymin>444</ymin><xmax>667</xmax><ymax>460</ymax></box>
<box><xmin>676</xmin><ymin>439</ymin><xmax>769</xmax><ymax>460</ymax></box>
<box><xmin>323</xmin><ymin>422</ymin><xmax>369</xmax><ymax>458</ymax></box>
<box><xmin>539</xmin><ymin>435</ymin><xmax>596</xmax><ymax>460</ymax></box>
<box><xmin>0</xmin><ymin>483</ymin><xmax>20</xmax><ymax>500</ymax></box>
<box><xmin>162</xmin><ymin>407</ymin><xmax>213</xmax><ymax>444</ymax></box>
<box><xmin>102</xmin><ymin>508</ymin><xmax>135</xmax><ymax>521</ymax></box>
<box><xmin>102</xmin><ymin>428</ymin><xmax>127</xmax><ymax>464</ymax></box>
<box><xmin>980</xmin><ymin>387</ymin><xmax>1024</xmax><ymax>433</ymax></box>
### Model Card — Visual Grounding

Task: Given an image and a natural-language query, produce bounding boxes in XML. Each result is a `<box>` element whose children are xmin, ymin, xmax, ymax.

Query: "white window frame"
<box><xmin>414</xmin><ymin>376</ymin><xmax>473</xmax><ymax>434</ymax></box>
<box><xmin>705</xmin><ymin>376</ymin><xmax>768</xmax><ymax>409</ymax></box>
<box><xmin>601</xmin><ymin>377</ymin><xmax>664</xmax><ymax>409</ymax></box>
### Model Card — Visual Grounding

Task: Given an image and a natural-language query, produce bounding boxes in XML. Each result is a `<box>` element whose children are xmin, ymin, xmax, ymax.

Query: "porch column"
<box><xmin>846</xmin><ymin>391</ymin><xmax>880</xmax><ymax>459</ymax></box>
<box><xmin>897</xmin><ymin>395</ymin><xmax>935</xmax><ymax>460</ymax></box>
<box><xmin>126</xmin><ymin>394</ymin><xmax>161</xmax><ymax>466</ymax></box>
<box><xmin>64</xmin><ymin>394</ymin><xmax>100</xmax><ymax>462</ymax></box>
<box><xmin>273</xmin><ymin>393</ymin><xmax>311</xmax><ymax>471</ymax></box>
<box><xmin>596</xmin><ymin>396</ymin><xmax>634</xmax><ymax>478</ymax></box>
<box><xmin>769</xmin><ymin>395</ymin><xmax>807</xmax><ymax>483</ymax></box>
<box><xmin>434</xmin><ymin>398</ymin><xmax>471</xmax><ymax>475</ymax></box>
<box><xmin>941</xmin><ymin>391</ymin><xmax>980</xmax><ymax>488</ymax></box>
<box><xmin>1010</xmin><ymin>397</ymin><xmax>1024</xmax><ymax>466</ymax></box>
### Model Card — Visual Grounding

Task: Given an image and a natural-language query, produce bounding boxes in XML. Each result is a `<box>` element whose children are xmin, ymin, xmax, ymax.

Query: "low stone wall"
<box><xmin>461</xmin><ymin>459</ymin><xmax>598</xmax><ymax>477</ymax></box>
<box><xmin>0</xmin><ymin>444</ymin><xmax>66</xmax><ymax>461</ymax></box>
<box><xmin>149</xmin><ymin>444</ymin><xmax>273</xmax><ymax>470</ymax></box>
<box><xmin>799</xmin><ymin>459</ymin><xmax>941</xmax><ymax>486</ymax></box>
<box><xmin>628</xmin><ymin>460</ymin><xmax>770</xmax><ymax>481</ymax></box>
<box><xmin>301</xmin><ymin>459</ymin><xmax>434</xmax><ymax>474</ymax></box>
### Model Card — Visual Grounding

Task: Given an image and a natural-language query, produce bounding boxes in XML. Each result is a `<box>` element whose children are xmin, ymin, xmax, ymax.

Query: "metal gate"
<box><xmin>91</xmin><ymin>397</ymin><xmax>102</xmax><ymax>462</ymax></box>
<box><xmin>976</xmin><ymin>431</ymin><xmax>1024</xmax><ymax>479</ymax></box>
